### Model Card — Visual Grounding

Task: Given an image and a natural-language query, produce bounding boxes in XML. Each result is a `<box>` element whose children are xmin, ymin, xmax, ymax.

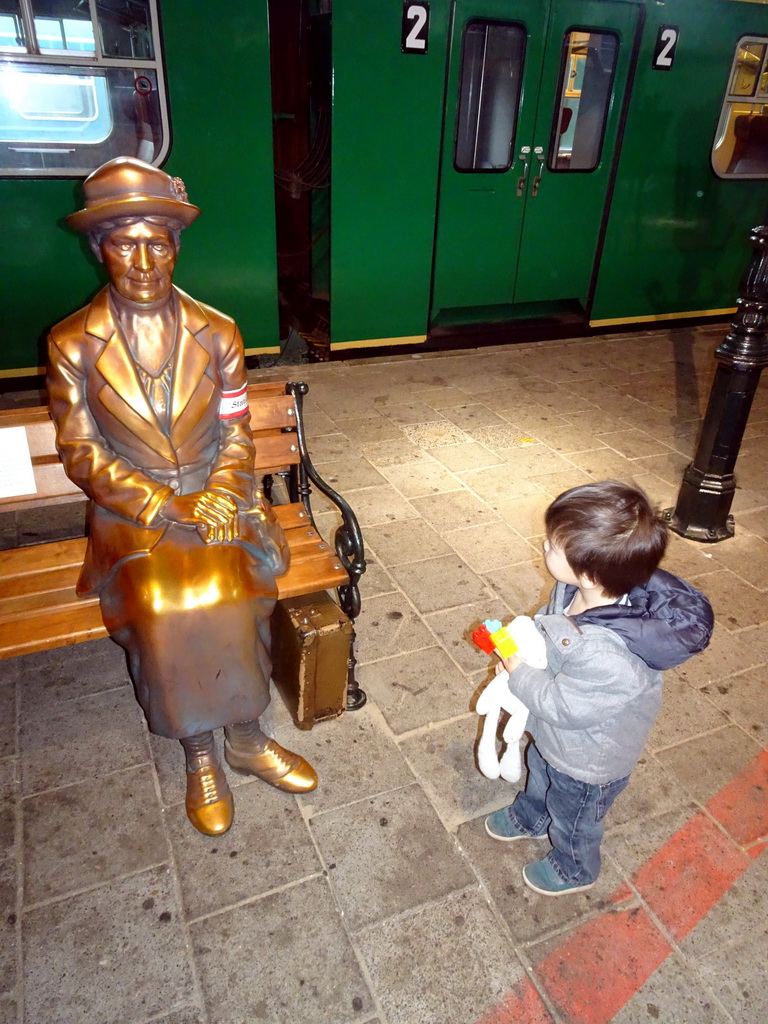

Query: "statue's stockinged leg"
<box><xmin>224</xmin><ymin>719</ymin><xmax>318</xmax><ymax>793</ymax></box>
<box><xmin>181</xmin><ymin>731</ymin><xmax>234</xmax><ymax>836</ymax></box>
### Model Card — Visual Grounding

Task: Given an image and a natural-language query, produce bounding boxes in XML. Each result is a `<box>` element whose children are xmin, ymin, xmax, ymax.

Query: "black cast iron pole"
<box><xmin>664</xmin><ymin>224</ymin><xmax>768</xmax><ymax>542</ymax></box>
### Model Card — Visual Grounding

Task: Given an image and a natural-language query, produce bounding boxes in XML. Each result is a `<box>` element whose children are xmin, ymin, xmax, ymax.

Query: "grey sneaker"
<box><xmin>485</xmin><ymin>807</ymin><xmax>548</xmax><ymax>842</ymax></box>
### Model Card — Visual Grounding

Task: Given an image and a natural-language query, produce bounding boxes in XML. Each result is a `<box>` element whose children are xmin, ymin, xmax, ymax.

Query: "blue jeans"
<box><xmin>508</xmin><ymin>742</ymin><xmax>630</xmax><ymax>886</ymax></box>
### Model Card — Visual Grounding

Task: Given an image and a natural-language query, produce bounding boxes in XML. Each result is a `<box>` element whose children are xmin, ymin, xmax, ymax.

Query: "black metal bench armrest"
<box><xmin>285</xmin><ymin>381</ymin><xmax>367</xmax><ymax>711</ymax></box>
<box><xmin>285</xmin><ymin>381</ymin><xmax>367</xmax><ymax>620</ymax></box>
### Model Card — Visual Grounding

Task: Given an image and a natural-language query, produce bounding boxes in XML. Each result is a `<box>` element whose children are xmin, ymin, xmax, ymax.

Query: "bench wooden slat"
<box><xmin>273</xmin><ymin>503</ymin><xmax>312</xmax><ymax>530</ymax></box>
<box><xmin>0</xmin><ymin>587</ymin><xmax>87</xmax><ymax>623</ymax></box>
<box><xmin>0</xmin><ymin>463</ymin><xmax>82</xmax><ymax>509</ymax></box>
<box><xmin>27</xmin><ymin>461</ymin><xmax>82</xmax><ymax>500</ymax></box>
<box><xmin>246</xmin><ymin>381</ymin><xmax>287</xmax><ymax>399</ymax></box>
<box><xmin>0</xmin><ymin>602</ymin><xmax>105</xmax><ymax>658</ymax></box>
<box><xmin>0</xmin><ymin>562</ymin><xmax>79</xmax><ymax>599</ymax></box>
<box><xmin>285</xmin><ymin>535</ymin><xmax>335</xmax><ymax>561</ymax></box>
<box><xmin>25</xmin><ymin>419</ymin><xmax>58</xmax><ymax>458</ymax></box>
<box><xmin>0</xmin><ymin>537</ymin><xmax>88</xmax><ymax>577</ymax></box>
<box><xmin>0</xmin><ymin>407</ymin><xmax>52</xmax><ymax>429</ymax></box>
<box><xmin>253</xmin><ymin>433</ymin><xmax>300</xmax><ymax>471</ymax></box>
<box><xmin>278</xmin><ymin>558</ymin><xmax>348</xmax><ymax>598</ymax></box>
<box><xmin>248</xmin><ymin>394</ymin><xmax>296</xmax><ymax>432</ymax></box>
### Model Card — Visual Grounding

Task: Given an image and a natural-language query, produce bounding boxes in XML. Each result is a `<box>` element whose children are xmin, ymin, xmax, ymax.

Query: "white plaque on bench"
<box><xmin>0</xmin><ymin>425</ymin><xmax>37</xmax><ymax>498</ymax></box>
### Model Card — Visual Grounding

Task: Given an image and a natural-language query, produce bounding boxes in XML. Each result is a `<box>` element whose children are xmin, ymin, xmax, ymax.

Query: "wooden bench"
<box><xmin>0</xmin><ymin>379</ymin><xmax>367</xmax><ymax>709</ymax></box>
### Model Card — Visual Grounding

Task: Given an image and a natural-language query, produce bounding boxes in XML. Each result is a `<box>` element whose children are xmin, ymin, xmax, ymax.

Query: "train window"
<box><xmin>712</xmin><ymin>36</ymin><xmax>768</xmax><ymax>178</ymax></box>
<box><xmin>549</xmin><ymin>30</ymin><xmax>618</xmax><ymax>171</ymax></box>
<box><xmin>0</xmin><ymin>0</ymin><xmax>167</xmax><ymax>177</ymax></box>
<box><xmin>454</xmin><ymin>20</ymin><xmax>525</xmax><ymax>172</ymax></box>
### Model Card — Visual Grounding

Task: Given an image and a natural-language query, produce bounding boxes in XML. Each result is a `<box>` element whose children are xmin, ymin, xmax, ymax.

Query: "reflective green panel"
<box><xmin>713</xmin><ymin>102</ymin><xmax>768</xmax><ymax>175</ymax></box>
<box><xmin>713</xmin><ymin>36</ymin><xmax>768</xmax><ymax>177</ymax></box>
<box><xmin>31</xmin><ymin>0</ymin><xmax>95</xmax><ymax>53</ymax></box>
<box><xmin>0</xmin><ymin>64</ymin><xmax>163</xmax><ymax>172</ymax></box>
<box><xmin>729</xmin><ymin>41</ymin><xmax>765</xmax><ymax>96</ymax></box>
<box><xmin>550</xmin><ymin>30</ymin><xmax>618</xmax><ymax>171</ymax></box>
<box><xmin>96</xmin><ymin>0</ymin><xmax>153</xmax><ymax>59</ymax></box>
<box><xmin>455</xmin><ymin>21</ymin><xmax>525</xmax><ymax>171</ymax></box>
<box><xmin>0</xmin><ymin>5</ymin><xmax>25</xmax><ymax>49</ymax></box>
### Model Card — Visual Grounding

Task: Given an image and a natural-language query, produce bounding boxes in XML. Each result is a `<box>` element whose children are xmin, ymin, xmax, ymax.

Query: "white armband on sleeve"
<box><xmin>219</xmin><ymin>383</ymin><xmax>248</xmax><ymax>419</ymax></box>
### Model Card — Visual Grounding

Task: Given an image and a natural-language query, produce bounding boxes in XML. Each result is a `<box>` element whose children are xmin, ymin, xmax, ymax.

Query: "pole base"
<box><xmin>662</xmin><ymin>507</ymin><xmax>735</xmax><ymax>543</ymax></box>
<box><xmin>663</xmin><ymin>462</ymin><xmax>737</xmax><ymax>543</ymax></box>
<box><xmin>345</xmin><ymin>686</ymin><xmax>367</xmax><ymax>712</ymax></box>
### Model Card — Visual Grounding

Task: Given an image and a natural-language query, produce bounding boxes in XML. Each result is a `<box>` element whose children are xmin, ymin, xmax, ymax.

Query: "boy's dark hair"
<box><xmin>545</xmin><ymin>481</ymin><xmax>668</xmax><ymax>598</ymax></box>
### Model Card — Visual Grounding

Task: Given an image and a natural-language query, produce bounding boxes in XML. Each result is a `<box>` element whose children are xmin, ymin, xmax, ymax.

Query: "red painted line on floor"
<box><xmin>475</xmin><ymin>747</ymin><xmax>768</xmax><ymax>1024</ymax></box>
<box><xmin>747</xmin><ymin>838</ymin><xmax>767</xmax><ymax>859</ymax></box>
<box><xmin>629</xmin><ymin>810</ymin><xmax>747</xmax><ymax>943</ymax></box>
<box><xmin>477</xmin><ymin>980</ymin><xmax>557</xmax><ymax>1024</ymax></box>
<box><xmin>706</xmin><ymin>747</ymin><xmax>768</xmax><ymax>847</ymax></box>
<box><xmin>534</xmin><ymin>903</ymin><xmax>674</xmax><ymax>1024</ymax></box>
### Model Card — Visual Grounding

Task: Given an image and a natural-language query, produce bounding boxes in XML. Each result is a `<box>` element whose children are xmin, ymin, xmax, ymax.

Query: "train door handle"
<box><xmin>531</xmin><ymin>147</ymin><xmax>545</xmax><ymax>196</ymax></box>
<box><xmin>516</xmin><ymin>146</ymin><xmax>531</xmax><ymax>197</ymax></box>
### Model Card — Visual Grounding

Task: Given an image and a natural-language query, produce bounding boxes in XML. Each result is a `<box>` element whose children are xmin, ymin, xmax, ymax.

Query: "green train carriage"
<box><xmin>2</xmin><ymin>0</ymin><xmax>768</xmax><ymax>375</ymax></box>
<box><xmin>318</xmin><ymin>0</ymin><xmax>768</xmax><ymax>353</ymax></box>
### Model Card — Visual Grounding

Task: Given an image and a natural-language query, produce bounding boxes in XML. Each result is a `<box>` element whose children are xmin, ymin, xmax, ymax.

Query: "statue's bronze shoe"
<box><xmin>185</xmin><ymin>763</ymin><xmax>234</xmax><ymax>835</ymax></box>
<box><xmin>224</xmin><ymin>738</ymin><xmax>318</xmax><ymax>793</ymax></box>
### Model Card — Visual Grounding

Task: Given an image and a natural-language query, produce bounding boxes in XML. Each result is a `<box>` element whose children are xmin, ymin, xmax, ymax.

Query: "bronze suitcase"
<box><xmin>271</xmin><ymin>591</ymin><xmax>352</xmax><ymax>729</ymax></box>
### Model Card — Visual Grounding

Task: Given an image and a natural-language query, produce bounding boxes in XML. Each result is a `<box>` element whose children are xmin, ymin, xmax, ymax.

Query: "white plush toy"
<box><xmin>475</xmin><ymin>616</ymin><xmax>547</xmax><ymax>783</ymax></box>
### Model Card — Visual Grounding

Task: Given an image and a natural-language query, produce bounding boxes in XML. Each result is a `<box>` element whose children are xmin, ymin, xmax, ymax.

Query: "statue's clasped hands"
<box><xmin>162</xmin><ymin>490</ymin><xmax>239</xmax><ymax>543</ymax></box>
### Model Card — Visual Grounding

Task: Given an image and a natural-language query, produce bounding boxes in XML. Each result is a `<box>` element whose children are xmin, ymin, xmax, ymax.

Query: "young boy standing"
<box><xmin>486</xmin><ymin>481</ymin><xmax>713</xmax><ymax>896</ymax></box>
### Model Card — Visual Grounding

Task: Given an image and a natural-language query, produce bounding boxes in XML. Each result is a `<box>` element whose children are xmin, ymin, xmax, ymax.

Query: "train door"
<box><xmin>431</xmin><ymin>0</ymin><xmax>640</xmax><ymax>323</ymax></box>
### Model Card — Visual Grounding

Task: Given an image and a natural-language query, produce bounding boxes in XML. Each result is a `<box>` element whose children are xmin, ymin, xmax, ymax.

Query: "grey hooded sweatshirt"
<box><xmin>507</xmin><ymin>569</ymin><xmax>714</xmax><ymax>785</ymax></box>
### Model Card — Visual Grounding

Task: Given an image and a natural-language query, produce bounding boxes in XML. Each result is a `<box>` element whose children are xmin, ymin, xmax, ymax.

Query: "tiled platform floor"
<box><xmin>1</xmin><ymin>325</ymin><xmax>767</xmax><ymax>1024</ymax></box>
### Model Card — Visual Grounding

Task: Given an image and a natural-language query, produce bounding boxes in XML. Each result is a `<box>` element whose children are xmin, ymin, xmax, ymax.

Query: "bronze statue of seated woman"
<box><xmin>47</xmin><ymin>156</ymin><xmax>317</xmax><ymax>836</ymax></box>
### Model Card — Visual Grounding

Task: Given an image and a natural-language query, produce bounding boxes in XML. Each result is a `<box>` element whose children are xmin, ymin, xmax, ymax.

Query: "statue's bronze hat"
<box><xmin>67</xmin><ymin>156</ymin><xmax>200</xmax><ymax>233</ymax></box>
